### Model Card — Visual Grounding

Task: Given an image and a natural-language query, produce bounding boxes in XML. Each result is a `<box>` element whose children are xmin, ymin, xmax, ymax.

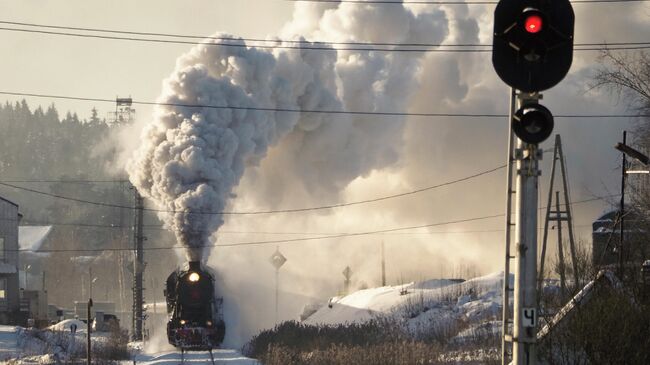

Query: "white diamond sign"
<box><xmin>270</xmin><ymin>249</ymin><xmax>287</xmax><ymax>270</ymax></box>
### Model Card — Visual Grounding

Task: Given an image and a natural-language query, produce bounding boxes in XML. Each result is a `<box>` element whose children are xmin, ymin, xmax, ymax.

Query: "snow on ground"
<box><xmin>47</xmin><ymin>319</ymin><xmax>86</xmax><ymax>333</ymax></box>
<box><xmin>2</xmin><ymin>273</ymin><xmax>512</xmax><ymax>364</ymax></box>
<box><xmin>130</xmin><ymin>349</ymin><xmax>258</xmax><ymax>364</ymax></box>
<box><xmin>300</xmin><ymin>272</ymin><xmax>508</xmax><ymax>364</ymax></box>
<box><xmin>304</xmin><ymin>271</ymin><xmax>510</xmax><ymax>337</ymax></box>
<box><xmin>0</xmin><ymin>323</ymin><xmax>257</xmax><ymax>365</ymax></box>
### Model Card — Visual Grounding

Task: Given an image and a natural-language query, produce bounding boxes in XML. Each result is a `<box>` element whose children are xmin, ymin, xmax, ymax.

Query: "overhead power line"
<box><xmin>0</xmin><ymin>164</ymin><xmax>506</xmax><ymax>215</ymax></box>
<box><xmin>11</xmin><ymin>195</ymin><xmax>611</xmax><ymax>253</ymax></box>
<box><xmin>10</xmin><ymin>214</ymin><xmax>503</xmax><ymax>253</ymax></box>
<box><xmin>1</xmin><ymin>91</ymin><xmax>648</xmax><ymax>119</ymax></box>
<box><xmin>1</xmin><ymin>25</ymin><xmax>649</xmax><ymax>53</ymax></box>
<box><xmin>7</xmin><ymin>195</ymin><xmax>610</xmax><ymax>233</ymax></box>
<box><xmin>1</xmin><ymin>20</ymin><xmax>648</xmax><ymax>51</ymax></box>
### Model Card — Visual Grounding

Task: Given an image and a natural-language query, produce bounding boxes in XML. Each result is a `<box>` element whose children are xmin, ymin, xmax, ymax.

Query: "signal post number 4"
<box><xmin>522</xmin><ymin>307</ymin><xmax>537</xmax><ymax>328</ymax></box>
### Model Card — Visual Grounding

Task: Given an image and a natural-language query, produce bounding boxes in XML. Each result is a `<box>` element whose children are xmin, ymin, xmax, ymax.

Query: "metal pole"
<box><xmin>619</xmin><ymin>131</ymin><xmax>627</xmax><ymax>277</ymax></box>
<box><xmin>275</xmin><ymin>268</ymin><xmax>279</xmax><ymax>324</ymax></box>
<box><xmin>89</xmin><ymin>267</ymin><xmax>93</xmax><ymax>300</ymax></box>
<box><xmin>133</xmin><ymin>191</ymin><xmax>145</xmax><ymax>341</ymax></box>
<box><xmin>501</xmin><ymin>87</ymin><xmax>517</xmax><ymax>365</ymax></box>
<box><xmin>87</xmin><ymin>298</ymin><xmax>92</xmax><ymax>365</ymax></box>
<box><xmin>538</xmin><ymin>135</ymin><xmax>559</xmax><ymax>294</ymax></box>
<box><xmin>381</xmin><ymin>241</ymin><xmax>386</xmax><ymax>286</ymax></box>
<box><xmin>556</xmin><ymin>136</ymin><xmax>579</xmax><ymax>288</ymax></box>
<box><xmin>555</xmin><ymin>191</ymin><xmax>566</xmax><ymax>296</ymax></box>
<box><xmin>512</xmin><ymin>93</ymin><xmax>540</xmax><ymax>365</ymax></box>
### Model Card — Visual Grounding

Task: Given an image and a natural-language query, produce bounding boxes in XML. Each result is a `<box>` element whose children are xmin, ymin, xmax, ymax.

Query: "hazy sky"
<box><xmin>3</xmin><ymin>0</ymin><xmax>650</xmax><ymax>344</ymax></box>
<box><xmin>1</xmin><ymin>0</ymin><xmax>293</xmax><ymax>117</ymax></box>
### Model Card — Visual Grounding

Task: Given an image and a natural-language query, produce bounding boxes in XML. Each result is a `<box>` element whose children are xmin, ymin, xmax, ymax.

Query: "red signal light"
<box><xmin>525</xmin><ymin>14</ymin><xmax>543</xmax><ymax>33</ymax></box>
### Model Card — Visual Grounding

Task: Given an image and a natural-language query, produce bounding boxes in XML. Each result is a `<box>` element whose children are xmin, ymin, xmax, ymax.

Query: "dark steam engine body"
<box><xmin>165</xmin><ymin>261</ymin><xmax>226</xmax><ymax>350</ymax></box>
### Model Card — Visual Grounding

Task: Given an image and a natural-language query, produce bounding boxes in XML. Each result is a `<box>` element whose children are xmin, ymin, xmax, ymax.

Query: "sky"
<box><xmin>2</xmin><ymin>0</ymin><xmax>650</xmax><ymax>345</ymax></box>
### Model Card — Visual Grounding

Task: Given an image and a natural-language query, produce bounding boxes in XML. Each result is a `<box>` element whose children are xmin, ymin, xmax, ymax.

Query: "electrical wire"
<box><xmin>1</xmin><ymin>91</ymin><xmax>648</xmax><ymax>119</ymax></box>
<box><xmin>10</xmin><ymin>195</ymin><xmax>611</xmax><ymax>253</ymax></box>
<box><xmin>1</xmin><ymin>26</ymin><xmax>649</xmax><ymax>53</ymax></box>
<box><xmin>8</xmin><ymin>213</ymin><xmax>503</xmax><ymax>253</ymax></box>
<box><xmin>1</xmin><ymin>20</ymin><xmax>648</xmax><ymax>50</ymax></box>
<box><xmin>0</xmin><ymin>164</ymin><xmax>506</xmax><ymax>215</ymax></box>
<box><xmin>9</xmin><ymin>194</ymin><xmax>610</xmax><ymax>234</ymax></box>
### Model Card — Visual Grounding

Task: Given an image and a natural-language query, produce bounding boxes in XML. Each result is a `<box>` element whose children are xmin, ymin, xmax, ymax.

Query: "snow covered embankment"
<box><xmin>304</xmin><ymin>272</ymin><xmax>510</xmax><ymax>352</ymax></box>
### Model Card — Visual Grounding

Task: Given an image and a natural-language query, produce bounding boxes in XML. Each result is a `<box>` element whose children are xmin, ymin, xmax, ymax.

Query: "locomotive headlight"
<box><xmin>206</xmin><ymin>320</ymin><xmax>213</xmax><ymax>327</ymax></box>
<box><xmin>180</xmin><ymin>319</ymin><xmax>186</xmax><ymax>325</ymax></box>
<box><xmin>188</xmin><ymin>272</ymin><xmax>200</xmax><ymax>282</ymax></box>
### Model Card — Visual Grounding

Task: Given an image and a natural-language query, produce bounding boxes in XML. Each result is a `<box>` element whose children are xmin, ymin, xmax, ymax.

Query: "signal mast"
<box><xmin>492</xmin><ymin>1</ymin><xmax>575</xmax><ymax>364</ymax></box>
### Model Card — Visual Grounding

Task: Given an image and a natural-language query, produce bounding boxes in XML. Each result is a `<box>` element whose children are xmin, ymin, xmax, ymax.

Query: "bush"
<box><xmin>93</xmin><ymin>328</ymin><xmax>130</xmax><ymax>361</ymax></box>
<box><xmin>243</xmin><ymin>319</ymin><xmax>408</xmax><ymax>360</ymax></box>
<box><xmin>263</xmin><ymin>341</ymin><xmax>444</xmax><ymax>365</ymax></box>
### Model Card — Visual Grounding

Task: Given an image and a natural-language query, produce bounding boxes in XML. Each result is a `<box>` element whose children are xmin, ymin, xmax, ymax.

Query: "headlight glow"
<box><xmin>188</xmin><ymin>272</ymin><xmax>200</xmax><ymax>282</ymax></box>
<box><xmin>206</xmin><ymin>320</ymin><xmax>212</xmax><ymax>326</ymax></box>
<box><xmin>180</xmin><ymin>319</ymin><xmax>186</xmax><ymax>325</ymax></box>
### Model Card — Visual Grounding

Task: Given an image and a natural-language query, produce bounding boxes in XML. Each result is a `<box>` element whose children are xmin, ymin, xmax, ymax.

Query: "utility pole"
<box><xmin>87</xmin><ymin>298</ymin><xmax>92</xmax><ymax>365</ymax></box>
<box><xmin>554</xmin><ymin>191</ymin><xmax>567</xmax><ymax>294</ymax></box>
<box><xmin>619</xmin><ymin>130</ymin><xmax>627</xmax><ymax>277</ymax></box>
<box><xmin>132</xmin><ymin>190</ymin><xmax>145</xmax><ymax>341</ymax></box>
<box><xmin>539</xmin><ymin>134</ymin><xmax>579</xmax><ymax>295</ymax></box>
<box><xmin>381</xmin><ymin>241</ymin><xmax>386</xmax><ymax>286</ymax></box>
<box><xmin>107</xmin><ymin>97</ymin><xmax>135</xmax><ymax>325</ymax></box>
<box><xmin>613</xmin><ymin>133</ymin><xmax>650</xmax><ymax>275</ymax></box>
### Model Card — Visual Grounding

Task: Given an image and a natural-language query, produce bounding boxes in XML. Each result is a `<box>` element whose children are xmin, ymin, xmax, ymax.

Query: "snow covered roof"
<box><xmin>18</xmin><ymin>226</ymin><xmax>52</xmax><ymax>255</ymax></box>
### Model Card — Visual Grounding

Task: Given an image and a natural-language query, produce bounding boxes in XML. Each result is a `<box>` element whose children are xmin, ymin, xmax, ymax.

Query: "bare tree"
<box><xmin>593</xmin><ymin>50</ymin><xmax>650</xmax><ymax>114</ymax></box>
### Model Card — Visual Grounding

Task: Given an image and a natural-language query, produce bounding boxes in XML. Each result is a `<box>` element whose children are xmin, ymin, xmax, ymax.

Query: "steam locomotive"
<box><xmin>165</xmin><ymin>261</ymin><xmax>226</xmax><ymax>350</ymax></box>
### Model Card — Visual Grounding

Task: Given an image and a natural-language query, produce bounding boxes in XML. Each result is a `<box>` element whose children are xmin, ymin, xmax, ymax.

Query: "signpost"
<box><xmin>269</xmin><ymin>247</ymin><xmax>287</xmax><ymax>324</ymax></box>
<box><xmin>342</xmin><ymin>266</ymin><xmax>352</xmax><ymax>294</ymax></box>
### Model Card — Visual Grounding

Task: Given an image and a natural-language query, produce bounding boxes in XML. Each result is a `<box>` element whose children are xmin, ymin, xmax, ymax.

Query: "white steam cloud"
<box><xmin>127</xmin><ymin>3</ymin><xmax>448</xmax><ymax>261</ymax></box>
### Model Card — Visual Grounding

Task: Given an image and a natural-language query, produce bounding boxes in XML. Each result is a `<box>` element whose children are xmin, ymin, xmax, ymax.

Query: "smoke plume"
<box><xmin>127</xmin><ymin>3</ymin><xmax>447</xmax><ymax>261</ymax></box>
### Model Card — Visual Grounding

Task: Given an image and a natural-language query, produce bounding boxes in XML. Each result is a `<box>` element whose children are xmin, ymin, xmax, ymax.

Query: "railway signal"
<box><xmin>492</xmin><ymin>1</ymin><xmax>575</xmax><ymax>365</ymax></box>
<box><xmin>492</xmin><ymin>0</ymin><xmax>575</xmax><ymax>93</ymax></box>
<box><xmin>512</xmin><ymin>102</ymin><xmax>554</xmax><ymax>144</ymax></box>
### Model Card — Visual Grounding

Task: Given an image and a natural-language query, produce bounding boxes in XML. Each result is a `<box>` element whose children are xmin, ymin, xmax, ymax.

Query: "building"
<box><xmin>0</xmin><ymin>196</ymin><xmax>21</xmax><ymax>324</ymax></box>
<box><xmin>18</xmin><ymin>225</ymin><xmax>52</xmax><ymax>325</ymax></box>
<box><xmin>592</xmin><ymin>208</ymin><xmax>649</xmax><ymax>266</ymax></box>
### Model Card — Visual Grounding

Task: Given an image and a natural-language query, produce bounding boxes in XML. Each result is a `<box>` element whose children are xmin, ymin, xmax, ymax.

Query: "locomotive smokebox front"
<box><xmin>188</xmin><ymin>261</ymin><xmax>202</xmax><ymax>271</ymax></box>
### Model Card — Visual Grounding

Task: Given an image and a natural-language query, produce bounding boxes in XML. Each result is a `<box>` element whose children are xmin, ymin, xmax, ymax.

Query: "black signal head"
<box><xmin>512</xmin><ymin>103</ymin><xmax>554</xmax><ymax>144</ymax></box>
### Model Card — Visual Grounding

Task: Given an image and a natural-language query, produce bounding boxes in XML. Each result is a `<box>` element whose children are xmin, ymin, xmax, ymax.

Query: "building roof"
<box><xmin>0</xmin><ymin>195</ymin><xmax>18</xmax><ymax>208</ymax></box>
<box><xmin>18</xmin><ymin>226</ymin><xmax>53</xmax><ymax>256</ymax></box>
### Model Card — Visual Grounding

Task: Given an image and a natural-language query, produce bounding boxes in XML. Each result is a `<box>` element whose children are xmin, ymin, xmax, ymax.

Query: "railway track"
<box><xmin>133</xmin><ymin>348</ymin><xmax>257</xmax><ymax>364</ymax></box>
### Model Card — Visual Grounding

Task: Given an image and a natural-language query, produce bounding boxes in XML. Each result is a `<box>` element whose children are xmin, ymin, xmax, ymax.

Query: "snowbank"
<box><xmin>48</xmin><ymin>319</ymin><xmax>86</xmax><ymax>333</ymax></box>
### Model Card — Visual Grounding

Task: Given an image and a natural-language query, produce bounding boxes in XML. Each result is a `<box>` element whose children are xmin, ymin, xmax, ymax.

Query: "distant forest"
<box><xmin>0</xmin><ymin>100</ymin><xmax>174</xmax><ymax>309</ymax></box>
<box><xmin>0</xmin><ymin>99</ymin><xmax>128</xmax><ymax>242</ymax></box>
